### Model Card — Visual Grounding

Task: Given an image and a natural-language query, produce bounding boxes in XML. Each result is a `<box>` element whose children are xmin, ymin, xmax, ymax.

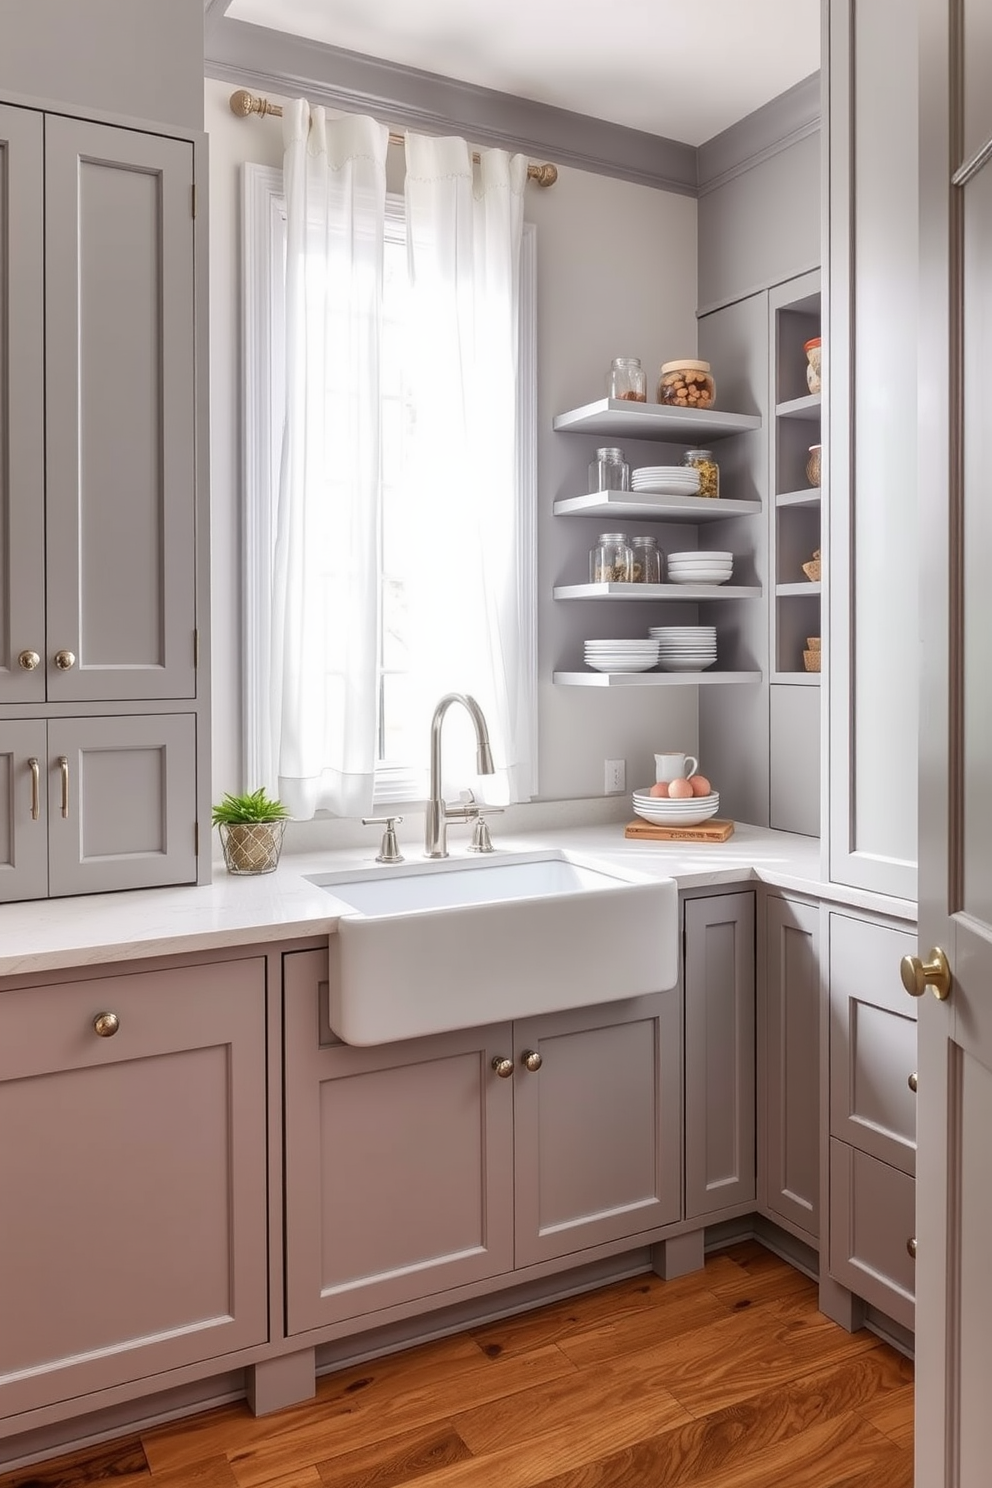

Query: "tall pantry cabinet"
<box><xmin>0</xmin><ymin>102</ymin><xmax>209</xmax><ymax>900</ymax></box>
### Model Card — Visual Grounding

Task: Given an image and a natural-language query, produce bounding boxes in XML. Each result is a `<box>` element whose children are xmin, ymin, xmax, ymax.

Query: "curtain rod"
<box><xmin>229</xmin><ymin>88</ymin><xmax>558</xmax><ymax>187</ymax></box>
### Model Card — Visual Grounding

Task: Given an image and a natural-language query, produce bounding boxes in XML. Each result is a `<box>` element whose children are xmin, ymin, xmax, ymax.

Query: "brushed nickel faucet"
<box><xmin>425</xmin><ymin>693</ymin><xmax>496</xmax><ymax>858</ymax></box>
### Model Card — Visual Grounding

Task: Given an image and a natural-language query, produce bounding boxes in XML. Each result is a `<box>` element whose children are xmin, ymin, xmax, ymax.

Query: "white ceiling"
<box><xmin>227</xmin><ymin>0</ymin><xmax>821</xmax><ymax>146</ymax></box>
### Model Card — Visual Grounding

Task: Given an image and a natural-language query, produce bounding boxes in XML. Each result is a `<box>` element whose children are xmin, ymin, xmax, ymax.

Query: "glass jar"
<box><xmin>682</xmin><ymin>449</ymin><xmax>720</xmax><ymax>499</ymax></box>
<box><xmin>608</xmin><ymin>357</ymin><xmax>647</xmax><ymax>402</ymax></box>
<box><xmin>657</xmin><ymin>359</ymin><xmax>716</xmax><ymax>408</ymax></box>
<box><xmin>590</xmin><ymin>532</ymin><xmax>634</xmax><ymax>585</ymax></box>
<box><xmin>631</xmin><ymin>535</ymin><xmax>662</xmax><ymax>584</ymax></box>
<box><xmin>587</xmin><ymin>446</ymin><xmax>630</xmax><ymax>493</ymax></box>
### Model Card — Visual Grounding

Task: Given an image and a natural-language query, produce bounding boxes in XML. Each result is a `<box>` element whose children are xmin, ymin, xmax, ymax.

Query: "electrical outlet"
<box><xmin>604</xmin><ymin>758</ymin><xmax>626</xmax><ymax>794</ymax></box>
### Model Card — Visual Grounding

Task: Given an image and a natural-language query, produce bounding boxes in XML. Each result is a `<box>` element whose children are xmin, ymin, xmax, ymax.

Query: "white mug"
<box><xmin>655</xmin><ymin>751</ymin><xmax>699</xmax><ymax>784</ymax></box>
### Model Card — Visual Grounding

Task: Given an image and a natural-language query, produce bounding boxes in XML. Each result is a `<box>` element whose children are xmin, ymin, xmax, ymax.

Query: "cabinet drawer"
<box><xmin>829</xmin><ymin>1138</ymin><xmax>915</xmax><ymax>1333</ymax></box>
<box><xmin>828</xmin><ymin>910</ymin><xmax>917</xmax><ymax>1173</ymax></box>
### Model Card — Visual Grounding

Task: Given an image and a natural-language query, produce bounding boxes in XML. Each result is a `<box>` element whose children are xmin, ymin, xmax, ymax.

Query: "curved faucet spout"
<box><xmin>425</xmin><ymin>693</ymin><xmax>495</xmax><ymax>858</ymax></box>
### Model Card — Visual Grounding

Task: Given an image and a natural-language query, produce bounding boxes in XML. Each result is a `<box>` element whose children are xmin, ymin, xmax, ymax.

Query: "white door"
<box><xmin>916</xmin><ymin>1</ymin><xmax>992</xmax><ymax>1482</ymax></box>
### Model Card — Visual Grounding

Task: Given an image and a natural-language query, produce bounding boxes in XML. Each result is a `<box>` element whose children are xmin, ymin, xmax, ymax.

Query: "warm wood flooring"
<box><xmin>1</xmin><ymin>1243</ymin><xmax>914</xmax><ymax>1488</ymax></box>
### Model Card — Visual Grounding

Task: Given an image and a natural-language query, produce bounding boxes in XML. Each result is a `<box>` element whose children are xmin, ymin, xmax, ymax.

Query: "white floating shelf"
<box><xmin>554</xmin><ymin>491</ymin><xmax>763</xmax><ymax>522</ymax></box>
<box><xmin>775</xmin><ymin>487</ymin><xmax>822</xmax><ymax>509</ymax></box>
<box><xmin>775</xmin><ymin>393</ymin><xmax>822</xmax><ymax>420</ymax></box>
<box><xmin>554</xmin><ymin>582</ymin><xmax>762</xmax><ymax>601</ymax></box>
<box><xmin>554</xmin><ymin>670</ymin><xmax>762</xmax><ymax>687</ymax></box>
<box><xmin>552</xmin><ymin>398</ymin><xmax>761</xmax><ymax>441</ymax></box>
<box><xmin>776</xmin><ymin>581</ymin><xmax>822</xmax><ymax>596</ymax></box>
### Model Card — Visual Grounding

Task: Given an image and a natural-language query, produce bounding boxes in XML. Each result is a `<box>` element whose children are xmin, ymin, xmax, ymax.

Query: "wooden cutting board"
<box><xmin>624</xmin><ymin>818</ymin><xmax>735</xmax><ymax>843</ymax></box>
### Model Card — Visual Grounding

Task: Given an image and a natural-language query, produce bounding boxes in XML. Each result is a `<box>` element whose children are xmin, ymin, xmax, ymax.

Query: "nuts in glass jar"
<box><xmin>658</xmin><ymin>359</ymin><xmax>715</xmax><ymax>408</ymax></box>
<box><xmin>682</xmin><ymin>449</ymin><xmax>720</xmax><ymax>499</ymax></box>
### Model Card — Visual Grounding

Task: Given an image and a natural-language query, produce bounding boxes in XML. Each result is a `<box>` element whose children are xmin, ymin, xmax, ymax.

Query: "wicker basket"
<box><xmin>219</xmin><ymin>820</ymin><xmax>286</xmax><ymax>874</ymax></box>
<box><xmin>806</xmin><ymin>636</ymin><xmax>821</xmax><ymax>651</ymax></box>
<box><xmin>802</xmin><ymin>551</ymin><xmax>822</xmax><ymax>583</ymax></box>
<box><xmin>803</xmin><ymin>649</ymin><xmax>822</xmax><ymax>673</ymax></box>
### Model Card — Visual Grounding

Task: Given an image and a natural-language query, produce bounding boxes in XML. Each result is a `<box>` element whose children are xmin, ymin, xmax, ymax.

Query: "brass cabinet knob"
<box><xmin>491</xmin><ymin>1056</ymin><xmax>514</xmax><ymax>1079</ymax></box>
<box><xmin>900</xmin><ymin>947</ymin><xmax>951</xmax><ymax>1001</ymax></box>
<box><xmin>908</xmin><ymin>1071</ymin><xmax>918</xmax><ymax>1093</ymax></box>
<box><xmin>522</xmin><ymin>1050</ymin><xmax>543</xmax><ymax>1072</ymax></box>
<box><xmin>54</xmin><ymin>649</ymin><xmax>76</xmax><ymax>670</ymax></box>
<box><xmin>17</xmin><ymin>650</ymin><xmax>41</xmax><ymax>670</ymax></box>
<box><xmin>907</xmin><ymin>1237</ymin><xmax>917</xmax><ymax>1260</ymax></box>
<box><xmin>93</xmin><ymin>1012</ymin><xmax>120</xmax><ymax>1038</ymax></box>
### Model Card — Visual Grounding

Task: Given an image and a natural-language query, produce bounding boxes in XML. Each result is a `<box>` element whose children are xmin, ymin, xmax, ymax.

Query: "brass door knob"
<box><xmin>522</xmin><ymin>1050</ymin><xmax>543</xmax><ymax>1072</ymax></box>
<box><xmin>908</xmin><ymin>1071</ymin><xmax>918</xmax><ymax>1093</ymax></box>
<box><xmin>900</xmin><ymin>947</ymin><xmax>951</xmax><ymax>1001</ymax></box>
<box><xmin>907</xmin><ymin>1237</ymin><xmax>917</xmax><ymax>1260</ymax></box>
<box><xmin>93</xmin><ymin>1012</ymin><xmax>120</xmax><ymax>1038</ymax></box>
<box><xmin>18</xmin><ymin>650</ymin><xmax>41</xmax><ymax>670</ymax></box>
<box><xmin>54</xmin><ymin>649</ymin><xmax>76</xmax><ymax>670</ymax></box>
<box><xmin>491</xmin><ymin>1056</ymin><xmax>514</xmax><ymax>1079</ymax></box>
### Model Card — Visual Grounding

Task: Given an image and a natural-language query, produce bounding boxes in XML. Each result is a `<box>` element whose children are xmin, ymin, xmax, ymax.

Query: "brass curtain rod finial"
<box><xmin>227</xmin><ymin>88</ymin><xmax>558</xmax><ymax>185</ymax></box>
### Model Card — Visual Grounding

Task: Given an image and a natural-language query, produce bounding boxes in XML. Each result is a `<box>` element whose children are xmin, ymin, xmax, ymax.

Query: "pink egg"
<box><xmin>690</xmin><ymin>774</ymin><xmax>712</xmax><ymax>797</ymax></box>
<box><xmin>668</xmin><ymin>777</ymin><xmax>694</xmax><ymax>799</ymax></box>
<box><xmin>649</xmin><ymin>781</ymin><xmax>670</xmax><ymax>798</ymax></box>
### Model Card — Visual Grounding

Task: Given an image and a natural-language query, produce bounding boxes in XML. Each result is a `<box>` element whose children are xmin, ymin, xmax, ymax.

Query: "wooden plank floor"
<box><xmin>0</xmin><ymin>1243</ymin><xmax>914</xmax><ymax>1488</ymax></box>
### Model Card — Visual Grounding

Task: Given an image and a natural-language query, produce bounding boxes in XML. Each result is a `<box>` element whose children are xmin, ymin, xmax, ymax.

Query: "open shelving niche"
<box><xmin>771</xmin><ymin>294</ymin><xmax>822</xmax><ymax>683</ymax></box>
<box><xmin>551</xmin><ymin>399</ymin><xmax>764</xmax><ymax>687</ymax></box>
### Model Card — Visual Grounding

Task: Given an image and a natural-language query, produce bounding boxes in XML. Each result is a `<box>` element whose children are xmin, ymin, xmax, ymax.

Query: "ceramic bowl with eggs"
<box><xmin>632</xmin><ymin>773</ymin><xmax>720</xmax><ymax>826</ymax></box>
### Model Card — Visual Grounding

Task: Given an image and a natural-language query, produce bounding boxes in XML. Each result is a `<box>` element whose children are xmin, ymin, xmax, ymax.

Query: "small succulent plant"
<box><xmin>211</xmin><ymin>787</ymin><xmax>290</xmax><ymax>826</ymax></box>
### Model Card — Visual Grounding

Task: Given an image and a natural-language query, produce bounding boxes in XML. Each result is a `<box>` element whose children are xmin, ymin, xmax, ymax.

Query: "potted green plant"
<box><xmin>212</xmin><ymin>787</ymin><xmax>290</xmax><ymax>875</ymax></box>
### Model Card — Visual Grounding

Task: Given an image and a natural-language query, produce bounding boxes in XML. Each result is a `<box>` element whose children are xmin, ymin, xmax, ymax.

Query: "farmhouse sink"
<box><xmin>308</xmin><ymin>849</ymin><xmax>678</xmax><ymax>1045</ymax></box>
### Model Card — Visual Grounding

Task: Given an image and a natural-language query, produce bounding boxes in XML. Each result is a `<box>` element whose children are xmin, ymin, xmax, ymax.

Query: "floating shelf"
<box><xmin>554</xmin><ymin>491</ymin><xmax>762</xmax><ymax>522</ymax></box>
<box><xmin>776</xmin><ymin>581</ymin><xmax>822</xmax><ymax>596</ymax></box>
<box><xmin>772</xmin><ymin>671</ymin><xmax>821</xmax><ymax>686</ymax></box>
<box><xmin>555</xmin><ymin>582</ymin><xmax>762</xmax><ymax>601</ymax></box>
<box><xmin>554</xmin><ymin>670</ymin><xmax>761</xmax><ymax>687</ymax></box>
<box><xmin>775</xmin><ymin>393</ymin><xmax>822</xmax><ymax>420</ymax></box>
<box><xmin>552</xmin><ymin>398</ymin><xmax>761</xmax><ymax>441</ymax></box>
<box><xmin>775</xmin><ymin>487</ymin><xmax>821</xmax><ymax>509</ymax></box>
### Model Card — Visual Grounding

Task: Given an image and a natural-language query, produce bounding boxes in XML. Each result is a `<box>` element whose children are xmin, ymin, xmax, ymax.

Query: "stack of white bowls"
<box><xmin>583</xmin><ymin>637</ymin><xmax>660</xmax><ymax>673</ymax></box>
<box><xmin>666</xmin><ymin>550</ymin><xmax>734</xmax><ymax>585</ymax></box>
<box><xmin>630</xmin><ymin>466</ymin><xmax>701</xmax><ymax>497</ymax></box>
<box><xmin>648</xmin><ymin>625</ymin><xmax>717</xmax><ymax>672</ymax></box>
<box><xmin>631</xmin><ymin>785</ymin><xmax>721</xmax><ymax>826</ymax></box>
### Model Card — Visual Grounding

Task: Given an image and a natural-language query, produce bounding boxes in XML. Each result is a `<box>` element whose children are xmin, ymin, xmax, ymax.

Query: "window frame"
<box><xmin>241</xmin><ymin>161</ymin><xmax>538</xmax><ymax>807</ymax></box>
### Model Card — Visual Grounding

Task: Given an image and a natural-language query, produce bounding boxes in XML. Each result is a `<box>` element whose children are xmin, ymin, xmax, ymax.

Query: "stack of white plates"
<box><xmin>584</xmin><ymin>638</ymin><xmax>660</xmax><ymax>673</ymax></box>
<box><xmin>666</xmin><ymin>550</ymin><xmax>734</xmax><ymax>586</ymax></box>
<box><xmin>631</xmin><ymin>786</ymin><xmax>721</xmax><ymax>826</ymax></box>
<box><xmin>630</xmin><ymin>466</ymin><xmax>701</xmax><ymax>497</ymax></box>
<box><xmin>648</xmin><ymin>625</ymin><xmax>717</xmax><ymax>672</ymax></box>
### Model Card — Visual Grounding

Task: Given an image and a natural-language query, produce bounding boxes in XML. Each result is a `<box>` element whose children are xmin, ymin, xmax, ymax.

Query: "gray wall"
<box><xmin>0</xmin><ymin>1</ymin><xmax>204</xmax><ymax>130</ymax></box>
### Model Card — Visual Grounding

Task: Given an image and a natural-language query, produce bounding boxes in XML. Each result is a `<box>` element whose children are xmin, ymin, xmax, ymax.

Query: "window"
<box><xmin>242</xmin><ymin>162</ymin><xmax>537</xmax><ymax>810</ymax></box>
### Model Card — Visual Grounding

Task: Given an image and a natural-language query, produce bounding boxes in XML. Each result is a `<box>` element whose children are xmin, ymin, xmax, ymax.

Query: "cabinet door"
<box><xmin>0</xmin><ymin>957</ymin><xmax>269</xmax><ymax>1420</ymax></box>
<box><xmin>513</xmin><ymin>994</ymin><xmax>681</xmax><ymax>1268</ymax></box>
<box><xmin>0</xmin><ymin>720</ymin><xmax>49</xmax><ymax>903</ymax></box>
<box><xmin>759</xmin><ymin>894</ymin><xmax>819</xmax><ymax>1241</ymax></box>
<box><xmin>44</xmin><ymin>117</ymin><xmax>196</xmax><ymax>702</ymax></box>
<box><xmin>47</xmin><ymin>714</ymin><xmax>197</xmax><ymax>896</ymax></box>
<box><xmin>0</xmin><ymin>105</ymin><xmax>45</xmax><ymax>706</ymax></box>
<box><xmin>829</xmin><ymin>1139</ymin><xmax>915</xmax><ymax>1333</ymax></box>
<box><xmin>684</xmin><ymin>892</ymin><xmax>756</xmax><ymax>1218</ymax></box>
<box><xmin>283</xmin><ymin>949</ymin><xmax>514</xmax><ymax>1333</ymax></box>
<box><xmin>827</xmin><ymin>909</ymin><xmax>917</xmax><ymax>1175</ymax></box>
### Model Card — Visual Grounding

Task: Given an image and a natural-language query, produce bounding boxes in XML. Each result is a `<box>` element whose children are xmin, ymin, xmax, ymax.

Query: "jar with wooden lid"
<box><xmin>658</xmin><ymin>359</ymin><xmax>716</xmax><ymax>408</ymax></box>
<box><xmin>682</xmin><ymin>449</ymin><xmax>720</xmax><ymax>499</ymax></box>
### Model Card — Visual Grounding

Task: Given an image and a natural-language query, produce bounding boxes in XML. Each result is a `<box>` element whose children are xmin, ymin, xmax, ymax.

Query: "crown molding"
<box><xmin>696</xmin><ymin>72</ymin><xmax>821</xmax><ymax>196</ymax></box>
<box><xmin>204</xmin><ymin>14</ymin><xmax>699</xmax><ymax>195</ymax></box>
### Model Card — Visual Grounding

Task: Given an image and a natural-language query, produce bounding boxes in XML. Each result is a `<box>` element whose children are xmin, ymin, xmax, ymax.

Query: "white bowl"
<box><xmin>631</xmin><ymin>791</ymin><xmax>720</xmax><ymax>827</ymax></box>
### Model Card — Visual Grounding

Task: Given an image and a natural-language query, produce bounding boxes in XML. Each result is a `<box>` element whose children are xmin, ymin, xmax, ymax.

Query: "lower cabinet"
<box><xmin>826</xmin><ymin>906</ymin><xmax>918</xmax><ymax>1329</ymax></box>
<box><xmin>759</xmin><ymin>893</ymin><xmax>820</xmax><ymax>1242</ymax></box>
<box><xmin>283</xmin><ymin>948</ymin><xmax>682</xmax><ymax>1333</ymax></box>
<box><xmin>0</xmin><ymin>714</ymin><xmax>197</xmax><ymax>902</ymax></box>
<box><xmin>0</xmin><ymin>957</ymin><xmax>269</xmax><ymax>1422</ymax></box>
<box><xmin>683</xmin><ymin>891</ymin><xmax>756</xmax><ymax>1220</ymax></box>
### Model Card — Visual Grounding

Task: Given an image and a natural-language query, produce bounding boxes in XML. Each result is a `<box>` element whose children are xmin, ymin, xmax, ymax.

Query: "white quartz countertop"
<box><xmin>0</xmin><ymin>821</ymin><xmax>916</xmax><ymax>979</ymax></box>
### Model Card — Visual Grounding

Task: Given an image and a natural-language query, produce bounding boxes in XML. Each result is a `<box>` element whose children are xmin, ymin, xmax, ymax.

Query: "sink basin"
<box><xmin>307</xmin><ymin>849</ymin><xmax>678</xmax><ymax>1045</ymax></box>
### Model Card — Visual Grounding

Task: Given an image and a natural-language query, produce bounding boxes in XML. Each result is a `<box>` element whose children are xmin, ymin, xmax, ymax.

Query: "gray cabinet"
<box><xmin>0</xmin><ymin>100</ymin><xmax>204</xmax><ymax>897</ymax></box>
<box><xmin>283</xmin><ymin>950</ymin><xmax>682</xmax><ymax>1334</ymax></box>
<box><xmin>825</xmin><ymin>907</ymin><xmax>918</xmax><ymax>1329</ymax></box>
<box><xmin>0</xmin><ymin>956</ymin><xmax>269</xmax><ymax>1420</ymax></box>
<box><xmin>759</xmin><ymin>893</ymin><xmax>819</xmax><ymax>1242</ymax></box>
<box><xmin>683</xmin><ymin>891</ymin><xmax>756</xmax><ymax>1219</ymax></box>
<box><xmin>0</xmin><ymin>715</ymin><xmax>197</xmax><ymax>903</ymax></box>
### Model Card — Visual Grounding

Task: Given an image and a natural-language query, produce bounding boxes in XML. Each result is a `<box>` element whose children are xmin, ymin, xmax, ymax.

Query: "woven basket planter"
<box><xmin>219</xmin><ymin>820</ymin><xmax>286</xmax><ymax>875</ymax></box>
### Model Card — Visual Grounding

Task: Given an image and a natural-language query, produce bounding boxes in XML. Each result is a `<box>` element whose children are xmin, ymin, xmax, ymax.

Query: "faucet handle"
<box><xmin>467</xmin><ymin>803</ymin><xmax>503</xmax><ymax>854</ymax></box>
<box><xmin>361</xmin><ymin>815</ymin><xmax>404</xmax><ymax>864</ymax></box>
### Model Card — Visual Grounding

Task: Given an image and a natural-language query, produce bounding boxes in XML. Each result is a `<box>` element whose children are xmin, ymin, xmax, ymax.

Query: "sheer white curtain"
<box><xmin>268</xmin><ymin>101</ymin><xmax>388</xmax><ymax>818</ymax></box>
<box><xmin>403</xmin><ymin>133</ymin><xmax>534</xmax><ymax>803</ymax></box>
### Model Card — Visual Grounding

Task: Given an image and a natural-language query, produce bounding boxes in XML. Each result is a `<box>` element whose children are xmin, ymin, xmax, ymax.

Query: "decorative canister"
<box><xmin>806</xmin><ymin>444</ymin><xmax>822</xmax><ymax>488</ymax></box>
<box><xmin>804</xmin><ymin>337</ymin><xmax>822</xmax><ymax>394</ymax></box>
<box><xmin>657</xmin><ymin>359</ymin><xmax>715</xmax><ymax>408</ymax></box>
